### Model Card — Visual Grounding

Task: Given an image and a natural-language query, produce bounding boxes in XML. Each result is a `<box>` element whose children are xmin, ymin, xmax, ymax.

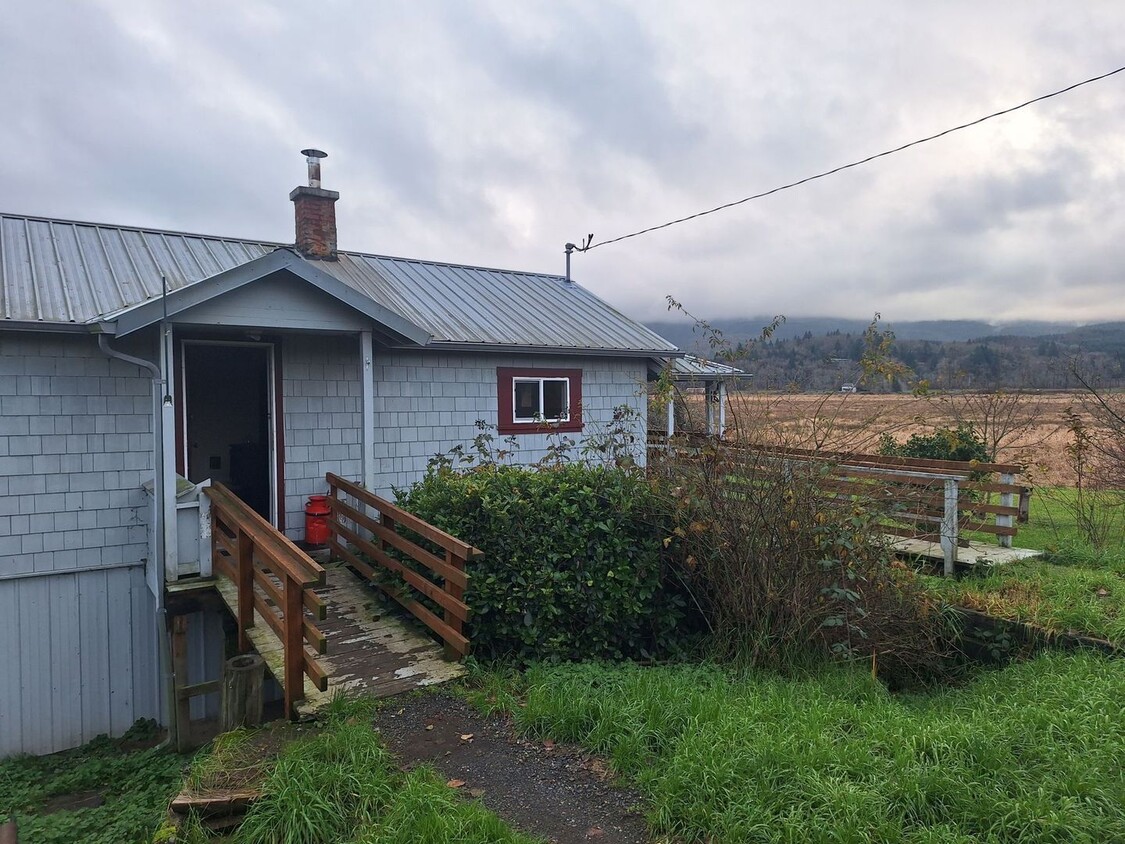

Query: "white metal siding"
<box><xmin>0</xmin><ymin>565</ymin><xmax>158</xmax><ymax>757</ymax></box>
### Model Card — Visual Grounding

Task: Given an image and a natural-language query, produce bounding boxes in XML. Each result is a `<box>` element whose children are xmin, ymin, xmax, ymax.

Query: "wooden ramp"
<box><xmin>216</xmin><ymin>560</ymin><xmax>464</xmax><ymax>719</ymax></box>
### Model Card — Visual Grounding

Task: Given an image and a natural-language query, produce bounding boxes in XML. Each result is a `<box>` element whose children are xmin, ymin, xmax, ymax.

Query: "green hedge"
<box><xmin>396</xmin><ymin>464</ymin><xmax>684</xmax><ymax>661</ymax></box>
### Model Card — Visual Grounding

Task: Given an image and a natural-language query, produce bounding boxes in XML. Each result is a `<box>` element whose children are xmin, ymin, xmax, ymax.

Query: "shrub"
<box><xmin>397</xmin><ymin>462</ymin><xmax>686</xmax><ymax>662</ymax></box>
<box><xmin>878</xmin><ymin>422</ymin><xmax>990</xmax><ymax>463</ymax></box>
<box><xmin>654</xmin><ymin>440</ymin><xmax>958</xmax><ymax>685</ymax></box>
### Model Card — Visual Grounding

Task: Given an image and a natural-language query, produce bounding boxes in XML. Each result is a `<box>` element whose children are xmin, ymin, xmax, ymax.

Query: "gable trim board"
<box><xmin>105</xmin><ymin>249</ymin><xmax>431</xmax><ymax>346</ymax></box>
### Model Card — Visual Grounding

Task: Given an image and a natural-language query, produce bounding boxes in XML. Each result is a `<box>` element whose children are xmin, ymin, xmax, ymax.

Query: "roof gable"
<box><xmin>106</xmin><ymin>250</ymin><xmax>430</xmax><ymax>344</ymax></box>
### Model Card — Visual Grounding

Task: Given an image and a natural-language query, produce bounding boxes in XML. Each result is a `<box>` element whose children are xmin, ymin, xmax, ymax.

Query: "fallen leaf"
<box><xmin>1096</xmin><ymin>588</ymin><xmax>1110</xmax><ymax>598</ymax></box>
<box><xmin>586</xmin><ymin>826</ymin><xmax>604</xmax><ymax>838</ymax></box>
<box><xmin>543</xmin><ymin>739</ymin><xmax>555</xmax><ymax>750</ymax></box>
<box><xmin>468</xmin><ymin>787</ymin><xmax>486</xmax><ymax>798</ymax></box>
<box><xmin>460</xmin><ymin>733</ymin><xmax>475</xmax><ymax>742</ymax></box>
<box><xmin>446</xmin><ymin>779</ymin><xmax>466</xmax><ymax>788</ymax></box>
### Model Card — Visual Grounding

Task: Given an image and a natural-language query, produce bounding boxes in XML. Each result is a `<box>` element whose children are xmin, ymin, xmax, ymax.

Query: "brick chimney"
<box><xmin>289</xmin><ymin>149</ymin><xmax>339</xmax><ymax>260</ymax></box>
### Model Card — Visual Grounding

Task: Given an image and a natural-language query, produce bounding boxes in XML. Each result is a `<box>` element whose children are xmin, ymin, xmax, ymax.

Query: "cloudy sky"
<box><xmin>2</xmin><ymin>1</ymin><xmax>1124</xmax><ymax>326</ymax></box>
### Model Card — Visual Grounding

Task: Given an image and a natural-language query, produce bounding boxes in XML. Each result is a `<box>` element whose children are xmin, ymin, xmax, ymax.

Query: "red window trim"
<box><xmin>497</xmin><ymin>367</ymin><xmax>583</xmax><ymax>434</ymax></box>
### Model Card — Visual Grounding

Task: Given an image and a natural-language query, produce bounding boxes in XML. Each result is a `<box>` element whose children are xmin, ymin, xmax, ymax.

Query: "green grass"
<box><xmin>0</xmin><ymin>720</ymin><xmax>190</xmax><ymax>844</ymax></box>
<box><xmin>925</xmin><ymin>487</ymin><xmax>1125</xmax><ymax>643</ymax></box>
<box><xmin>924</xmin><ymin>554</ymin><xmax>1125</xmax><ymax>643</ymax></box>
<box><xmin>511</xmin><ymin>656</ymin><xmax>1125</xmax><ymax>843</ymax></box>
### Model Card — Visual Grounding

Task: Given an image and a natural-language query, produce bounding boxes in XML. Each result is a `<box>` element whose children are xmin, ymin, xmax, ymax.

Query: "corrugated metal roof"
<box><xmin>670</xmin><ymin>354</ymin><xmax>750</xmax><ymax>377</ymax></box>
<box><xmin>0</xmin><ymin>213</ymin><xmax>678</xmax><ymax>354</ymax></box>
<box><xmin>319</xmin><ymin>254</ymin><xmax>677</xmax><ymax>352</ymax></box>
<box><xmin>0</xmin><ymin>215</ymin><xmax>277</xmax><ymax>323</ymax></box>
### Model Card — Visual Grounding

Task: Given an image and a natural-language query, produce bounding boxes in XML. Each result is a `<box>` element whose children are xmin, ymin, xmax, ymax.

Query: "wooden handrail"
<box><xmin>205</xmin><ymin>483</ymin><xmax>329</xmax><ymax>717</ymax></box>
<box><xmin>651</xmin><ymin>433</ymin><xmax>1026</xmax><ymax>475</ymax></box>
<box><xmin>326</xmin><ymin>473</ymin><xmax>481</xmax><ymax>560</ymax></box>
<box><xmin>325</xmin><ymin>473</ymin><xmax>480</xmax><ymax>659</ymax></box>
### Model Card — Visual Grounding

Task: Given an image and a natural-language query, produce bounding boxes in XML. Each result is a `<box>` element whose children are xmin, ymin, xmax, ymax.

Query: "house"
<box><xmin>0</xmin><ymin>150</ymin><xmax>681</xmax><ymax>756</ymax></box>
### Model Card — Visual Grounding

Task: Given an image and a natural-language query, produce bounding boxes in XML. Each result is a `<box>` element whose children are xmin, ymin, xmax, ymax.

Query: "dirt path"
<box><xmin>373</xmin><ymin>694</ymin><xmax>652</xmax><ymax>844</ymax></box>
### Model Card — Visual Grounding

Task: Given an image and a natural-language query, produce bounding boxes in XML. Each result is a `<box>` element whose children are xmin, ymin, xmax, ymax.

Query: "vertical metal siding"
<box><xmin>0</xmin><ymin>566</ymin><xmax>158</xmax><ymax>758</ymax></box>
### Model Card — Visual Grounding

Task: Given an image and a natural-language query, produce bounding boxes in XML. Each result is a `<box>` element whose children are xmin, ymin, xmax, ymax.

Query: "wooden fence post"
<box><xmin>941</xmin><ymin>478</ymin><xmax>959</xmax><ymax>577</ymax></box>
<box><xmin>171</xmin><ymin>614</ymin><xmax>192</xmax><ymax>752</ymax></box>
<box><xmin>997</xmin><ymin>472</ymin><xmax>1015</xmax><ymax>548</ymax></box>
<box><xmin>220</xmin><ymin>653</ymin><xmax>265</xmax><ymax>732</ymax></box>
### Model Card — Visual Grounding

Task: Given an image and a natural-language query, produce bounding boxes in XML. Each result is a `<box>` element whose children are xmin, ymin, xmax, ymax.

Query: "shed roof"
<box><xmin>0</xmin><ymin>213</ymin><xmax>678</xmax><ymax>355</ymax></box>
<box><xmin>669</xmin><ymin>354</ymin><xmax>751</xmax><ymax>378</ymax></box>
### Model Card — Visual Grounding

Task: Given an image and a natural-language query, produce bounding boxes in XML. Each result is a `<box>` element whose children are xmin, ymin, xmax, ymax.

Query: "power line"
<box><xmin>576</xmin><ymin>62</ymin><xmax>1125</xmax><ymax>253</ymax></box>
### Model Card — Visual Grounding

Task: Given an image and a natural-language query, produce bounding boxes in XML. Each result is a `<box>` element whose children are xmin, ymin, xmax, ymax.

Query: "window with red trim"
<box><xmin>497</xmin><ymin>367</ymin><xmax>583</xmax><ymax>434</ymax></box>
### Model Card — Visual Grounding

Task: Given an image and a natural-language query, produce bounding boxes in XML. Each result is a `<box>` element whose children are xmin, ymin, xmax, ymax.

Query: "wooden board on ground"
<box><xmin>890</xmin><ymin>536</ymin><xmax>1042</xmax><ymax>568</ymax></box>
<box><xmin>214</xmin><ymin>561</ymin><xmax>464</xmax><ymax>718</ymax></box>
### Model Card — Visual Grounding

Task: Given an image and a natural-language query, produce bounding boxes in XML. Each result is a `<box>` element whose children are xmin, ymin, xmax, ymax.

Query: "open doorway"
<box><xmin>181</xmin><ymin>341</ymin><xmax>276</xmax><ymax>521</ymax></box>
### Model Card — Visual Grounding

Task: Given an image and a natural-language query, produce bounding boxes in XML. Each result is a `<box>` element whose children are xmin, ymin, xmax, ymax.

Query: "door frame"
<box><xmin>174</xmin><ymin>335</ymin><xmax>286</xmax><ymax>530</ymax></box>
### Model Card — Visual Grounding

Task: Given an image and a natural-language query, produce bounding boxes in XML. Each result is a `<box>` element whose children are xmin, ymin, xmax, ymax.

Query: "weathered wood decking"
<box><xmin>215</xmin><ymin>560</ymin><xmax>463</xmax><ymax>719</ymax></box>
<box><xmin>890</xmin><ymin>536</ymin><xmax>1041</xmax><ymax>568</ymax></box>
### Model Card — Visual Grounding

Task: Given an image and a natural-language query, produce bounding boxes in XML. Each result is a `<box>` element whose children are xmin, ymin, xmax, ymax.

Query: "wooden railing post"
<box><xmin>236</xmin><ymin>529</ymin><xmax>254</xmax><ymax>652</ymax></box>
<box><xmin>997</xmin><ymin>472</ymin><xmax>1015</xmax><ymax>548</ymax></box>
<box><xmin>444</xmin><ymin>549</ymin><xmax>466</xmax><ymax>661</ymax></box>
<box><xmin>941</xmin><ymin>478</ymin><xmax>959</xmax><ymax>577</ymax></box>
<box><xmin>283</xmin><ymin>575</ymin><xmax>304</xmax><ymax>717</ymax></box>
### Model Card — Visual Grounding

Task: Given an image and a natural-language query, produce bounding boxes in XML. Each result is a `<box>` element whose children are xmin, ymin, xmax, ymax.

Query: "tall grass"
<box><xmin>515</xmin><ymin>656</ymin><xmax>1125</xmax><ymax>843</ymax></box>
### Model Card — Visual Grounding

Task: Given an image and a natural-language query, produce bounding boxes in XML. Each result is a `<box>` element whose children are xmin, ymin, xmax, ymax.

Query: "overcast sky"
<box><xmin>2</xmin><ymin>1</ymin><xmax>1124</xmax><ymax>326</ymax></box>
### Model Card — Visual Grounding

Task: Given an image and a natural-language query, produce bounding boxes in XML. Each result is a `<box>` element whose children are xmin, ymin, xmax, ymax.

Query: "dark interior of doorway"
<box><xmin>184</xmin><ymin>343</ymin><xmax>271</xmax><ymax>519</ymax></box>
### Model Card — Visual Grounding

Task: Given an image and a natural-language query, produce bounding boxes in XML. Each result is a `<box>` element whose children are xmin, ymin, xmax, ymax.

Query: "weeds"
<box><xmin>0</xmin><ymin>720</ymin><xmax>188</xmax><ymax>844</ymax></box>
<box><xmin>513</xmin><ymin>655</ymin><xmax>1125</xmax><ymax>842</ymax></box>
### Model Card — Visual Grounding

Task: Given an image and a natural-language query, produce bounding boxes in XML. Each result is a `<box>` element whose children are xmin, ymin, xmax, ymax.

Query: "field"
<box><xmin>692</xmin><ymin>390</ymin><xmax>1102</xmax><ymax>485</ymax></box>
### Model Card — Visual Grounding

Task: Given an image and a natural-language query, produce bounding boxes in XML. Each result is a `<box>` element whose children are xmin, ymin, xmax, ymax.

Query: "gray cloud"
<box><xmin>1</xmin><ymin>0</ymin><xmax>1124</xmax><ymax>325</ymax></box>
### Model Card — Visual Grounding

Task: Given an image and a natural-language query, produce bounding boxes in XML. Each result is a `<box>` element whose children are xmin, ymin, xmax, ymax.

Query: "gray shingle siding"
<box><xmin>281</xmin><ymin>335</ymin><xmax>363</xmax><ymax>537</ymax></box>
<box><xmin>0</xmin><ymin>334</ymin><xmax>152</xmax><ymax>578</ymax></box>
<box><xmin>368</xmin><ymin>351</ymin><xmax>648</xmax><ymax>496</ymax></box>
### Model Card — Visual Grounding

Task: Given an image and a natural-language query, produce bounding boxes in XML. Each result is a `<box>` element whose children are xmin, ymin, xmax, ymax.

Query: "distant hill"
<box><xmin>646</xmin><ymin>317</ymin><xmax>1081</xmax><ymax>353</ymax></box>
<box><xmin>645</xmin><ymin>318</ymin><xmax>1125</xmax><ymax>391</ymax></box>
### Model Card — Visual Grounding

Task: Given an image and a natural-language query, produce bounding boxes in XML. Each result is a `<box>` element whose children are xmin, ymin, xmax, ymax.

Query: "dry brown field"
<box><xmin>676</xmin><ymin>391</ymin><xmax>1106</xmax><ymax>486</ymax></box>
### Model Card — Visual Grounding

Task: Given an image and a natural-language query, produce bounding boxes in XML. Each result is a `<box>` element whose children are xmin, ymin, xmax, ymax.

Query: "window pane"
<box><xmin>513</xmin><ymin>380</ymin><xmax>540</xmax><ymax>421</ymax></box>
<box><xmin>542</xmin><ymin>379</ymin><xmax>568</xmax><ymax>421</ymax></box>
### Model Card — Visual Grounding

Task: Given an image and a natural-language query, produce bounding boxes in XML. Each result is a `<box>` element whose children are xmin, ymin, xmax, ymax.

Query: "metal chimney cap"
<box><xmin>301</xmin><ymin>149</ymin><xmax>328</xmax><ymax>159</ymax></box>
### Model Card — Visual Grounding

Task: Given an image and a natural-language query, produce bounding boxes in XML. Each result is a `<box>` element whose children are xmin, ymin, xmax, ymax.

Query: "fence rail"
<box><xmin>649</xmin><ymin>435</ymin><xmax>1031</xmax><ymax>575</ymax></box>
<box><xmin>205</xmin><ymin>483</ymin><xmax>329</xmax><ymax>717</ymax></box>
<box><xmin>325</xmin><ymin>473</ymin><xmax>481</xmax><ymax>658</ymax></box>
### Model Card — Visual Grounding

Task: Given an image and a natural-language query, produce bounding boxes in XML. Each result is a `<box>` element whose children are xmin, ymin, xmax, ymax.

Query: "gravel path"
<box><xmin>374</xmin><ymin>694</ymin><xmax>652</xmax><ymax>844</ymax></box>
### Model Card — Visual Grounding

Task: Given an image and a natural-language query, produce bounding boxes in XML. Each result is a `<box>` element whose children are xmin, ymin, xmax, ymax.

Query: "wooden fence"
<box><xmin>325</xmin><ymin>473</ymin><xmax>480</xmax><ymax>658</ymax></box>
<box><xmin>206</xmin><ymin>483</ymin><xmax>329</xmax><ymax>717</ymax></box>
<box><xmin>649</xmin><ymin>435</ymin><xmax>1031</xmax><ymax>576</ymax></box>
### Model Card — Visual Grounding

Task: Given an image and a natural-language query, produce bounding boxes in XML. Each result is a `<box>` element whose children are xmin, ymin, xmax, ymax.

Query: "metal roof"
<box><xmin>669</xmin><ymin>354</ymin><xmax>751</xmax><ymax>378</ymax></box>
<box><xmin>0</xmin><ymin>213</ymin><xmax>678</xmax><ymax>355</ymax></box>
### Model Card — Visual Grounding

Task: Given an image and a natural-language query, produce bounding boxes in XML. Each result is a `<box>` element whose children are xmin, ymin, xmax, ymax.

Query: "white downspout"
<box><xmin>96</xmin><ymin>331</ymin><xmax>177</xmax><ymax>742</ymax></box>
<box><xmin>159</xmin><ymin>324</ymin><xmax>178</xmax><ymax>582</ymax></box>
<box><xmin>360</xmin><ymin>330</ymin><xmax>376</xmax><ymax>492</ymax></box>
